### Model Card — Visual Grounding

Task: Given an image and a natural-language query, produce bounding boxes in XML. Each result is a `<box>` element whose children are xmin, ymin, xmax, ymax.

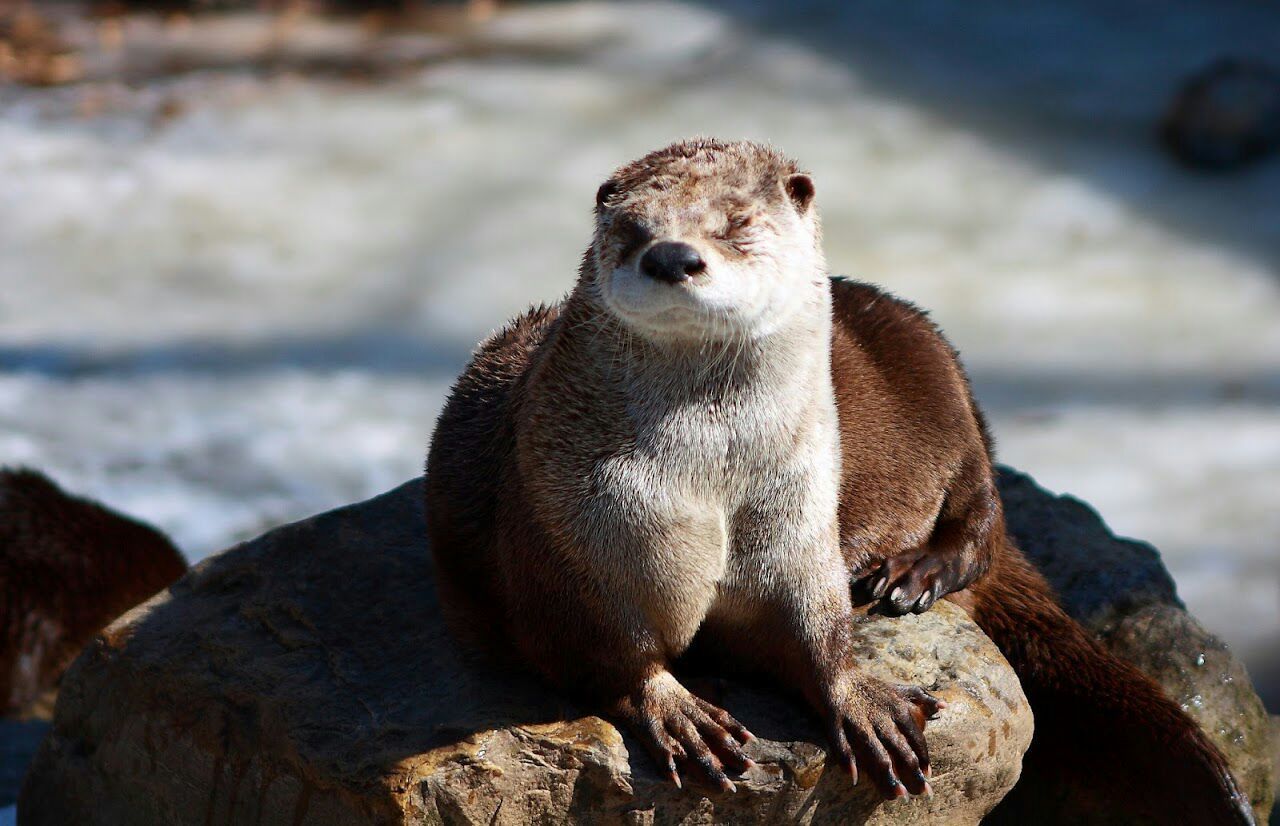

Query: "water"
<box><xmin>1</xmin><ymin>0</ymin><xmax>1277</xmax><ymax>706</ymax></box>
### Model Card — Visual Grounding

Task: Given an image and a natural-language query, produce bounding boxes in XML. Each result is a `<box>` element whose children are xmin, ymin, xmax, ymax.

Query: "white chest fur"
<box><xmin>559</xmin><ymin>315</ymin><xmax>842</xmax><ymax>652</ymax></box>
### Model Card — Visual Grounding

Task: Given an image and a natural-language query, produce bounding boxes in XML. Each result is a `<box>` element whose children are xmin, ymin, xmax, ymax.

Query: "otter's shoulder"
<box><xmin>429</xmin><ymin>303</ymin><xmax>562</xmax><ymax>475</ymax></box>
<box><xmin>829</xmin><ymin>276</ymin><xmax>971</xmax><ymax>383</ymax></box>
<box><xmin>829</xmin><ymin>276</ymin><xmax>993</xmax><ymax>454</ymax></box>
<box><xmin>828</xmin><ymin>276</ymin><xmax>952</xmax><ymax>357</ymax></box>
<box><xmin>445</xmin><ymin>304</ymin><xmax>562</xmax><ymax>401</ymax></box>
<box><xmin>474</xmin><ymin>304</ymin><xmax>562</xmax><ymax>374</ymax></box>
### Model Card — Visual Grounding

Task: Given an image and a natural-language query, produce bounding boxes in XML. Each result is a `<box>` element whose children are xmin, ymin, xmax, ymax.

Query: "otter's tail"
<box><xmin>969</xmin><ymin>542</ymin><xmax>1256</xmax><ymax>825</ymax></box>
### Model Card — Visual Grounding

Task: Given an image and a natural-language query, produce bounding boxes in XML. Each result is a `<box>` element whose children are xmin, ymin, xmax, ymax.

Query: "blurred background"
<box><xmin>1</xmin><ymin>0</ymin><xmax>1277</xmax><ymax>717</ymax></box>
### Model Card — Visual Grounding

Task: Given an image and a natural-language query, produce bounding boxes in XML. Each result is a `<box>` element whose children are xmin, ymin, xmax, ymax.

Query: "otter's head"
<box><xmin>587</xmin><ymin>139</ymin><xmax>824</xmax><ymax>344</ymax></box>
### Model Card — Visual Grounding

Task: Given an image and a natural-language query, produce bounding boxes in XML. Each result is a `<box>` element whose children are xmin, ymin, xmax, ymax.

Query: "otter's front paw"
<box><xmin>822</xmin><ymin>679</ymin><xmax>945</xmax><ymax>799</ymax></box>
<box><xmin>613</xmin><ymin>672</ymin><xmax>755</xmax><ymax>793</ymax></box>
<box><xmin>852</xmin><ymin>547</ymin><xmax>978</xmax><ymax>616</ymax></box>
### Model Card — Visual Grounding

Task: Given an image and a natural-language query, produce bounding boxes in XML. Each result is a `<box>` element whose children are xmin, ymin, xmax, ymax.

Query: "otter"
<box><xmin>1</xmin><ymin>468</ymin><xmax>187</xmax><ymax>717</ymax></box>
<box><xmin>425</xmin><ymin>139</ymin><xmax>1255</xmax><ymax>822</ymax></box>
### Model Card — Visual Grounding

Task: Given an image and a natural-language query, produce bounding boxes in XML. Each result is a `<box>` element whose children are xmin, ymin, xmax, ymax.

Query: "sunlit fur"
<box><xmin>425</xmin><ymin>139</ymin><xmax>1258</xmax><ymax>822</ymax></box>
<box><xmin>590</xmin><ymin>138</ymin><xmax>823</xmax><ymax>344</ymax></box>
<box><xmin>428</xmin><ymin>138</ymin><xmax>943</xmax><ymax>800</ymax></box>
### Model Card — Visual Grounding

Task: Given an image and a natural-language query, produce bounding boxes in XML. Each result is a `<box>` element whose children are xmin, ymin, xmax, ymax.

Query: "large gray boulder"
<box><xmin>18</xmin><ymin>477</ymin><xmax>1032</xmax><ymax>825</ymax></box>
<box><xmin>992</xmin><ymin>468</ymin><xmax>1274</xmax><ymax>824</ymax></box>
<box><xmin>16</xmin><ymin>468</ymin><xmax>1273</xmax><ymax>824</ymax></box>
<box><xmin>1271</xmin><ymin>716</ymin><xmax>1280</xmax><ymax>826</ymax></box>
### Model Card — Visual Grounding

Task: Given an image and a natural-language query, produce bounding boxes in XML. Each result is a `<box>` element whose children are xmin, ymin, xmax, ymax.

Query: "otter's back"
<box><xmin>827</xmin><ymin>277</ymin><xmax>994</xmax><ymax>559</ymax></box>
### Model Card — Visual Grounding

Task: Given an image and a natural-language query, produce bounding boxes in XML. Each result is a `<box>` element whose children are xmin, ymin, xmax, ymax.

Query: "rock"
<box><xmin>1271</xmin><ymin>716</ymin><xmax>1280</xmax><ymax>826</ymax></box>
<box><xmin>990</xmin><ymin>467</ymin><xmax>1275</xmax><ymax>824</ymax></box>
<box><xmin>19</xmin><ymin>469</ymin><xmax>1273</xmax><ymax>824</ymax></box>
<box><xmin>1161</xmin><ymin>58</ymin><xmax>1280</xmax><ymax>171</ymax></box>
<box><xmin>18</xmin><ymin>478</ymin><xmax>1032</xmax><ymax>826</ymax></box>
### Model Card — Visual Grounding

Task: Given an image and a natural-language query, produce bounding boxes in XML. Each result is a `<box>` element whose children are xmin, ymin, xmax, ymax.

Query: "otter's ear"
<box><xmin>596</xmin><ymin>179</ymin><xmax>619</xmax><ymax>210</ymax></box>
<box><xmin>785</xmin><ymin>173</ymin><xmax>815</xmax><ymax>213</ymax></box>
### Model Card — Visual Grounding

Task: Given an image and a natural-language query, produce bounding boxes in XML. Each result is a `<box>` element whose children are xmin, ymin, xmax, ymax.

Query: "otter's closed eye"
<box><xmin>614</xmin><ymin>217</ymin><xmax>653</xmax><ymax>261</ymax></box>
<box><xmin>715</xmin><ymin>214</ymin><xmax>756</xmax><ymax>244</ymax></box>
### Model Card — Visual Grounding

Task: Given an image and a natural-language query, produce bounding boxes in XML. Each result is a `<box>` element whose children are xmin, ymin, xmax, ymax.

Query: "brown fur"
<box><xmin>429</xmin><ymin>139</ymin><xmax>943</xmax><ymax>799</ymax></box>
<box><xmin>0</xmin><ymin>468</ymin><xmax>187</xmax><ymax>717</ymax></box>
<box><xmin>425</xmin><ymin>138</ymin><xmax>1255</xmax><ymax>822</ymax></box>
<box><xmin>827</xmin><ymin>281</ymin><xmax>1256</xmax><ymax>823</ymax></box>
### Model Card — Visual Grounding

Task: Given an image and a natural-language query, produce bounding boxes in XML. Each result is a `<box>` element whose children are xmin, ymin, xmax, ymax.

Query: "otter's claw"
<box><xmin>618</xmin><ymin>675</ymin><xmax>754</xmax><ymax>793</ymax></box>
<box><xmin>853</xmin><ymin>548</ymin><xmax>976</xmax><ymax>616</ymax></box>
<box><xmin>824</xmin><ymin>680</ymin><xmax>945</xmax><ymax>800</ymax></box>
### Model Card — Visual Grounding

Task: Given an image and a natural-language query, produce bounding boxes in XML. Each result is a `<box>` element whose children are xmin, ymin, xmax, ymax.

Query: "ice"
<box><xmin>1</xmin><ymin>0</ymin><xmax>1276</xmax><ymax>703</ymax></box>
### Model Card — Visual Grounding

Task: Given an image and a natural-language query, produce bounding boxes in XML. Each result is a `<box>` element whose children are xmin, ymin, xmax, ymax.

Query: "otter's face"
<box><xmin>589</xmin><ymin>144</ymin><xmax>823</xmax><ymax>344</ymax></box>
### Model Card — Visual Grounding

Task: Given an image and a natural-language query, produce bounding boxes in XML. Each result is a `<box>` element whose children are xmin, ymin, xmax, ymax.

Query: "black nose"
<box><xmin>639</xmin><ymin>242</ymin><xmax>706</xmax><ymax>284</ymax></box>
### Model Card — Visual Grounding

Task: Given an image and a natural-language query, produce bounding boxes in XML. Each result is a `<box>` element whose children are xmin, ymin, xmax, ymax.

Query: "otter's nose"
<box><xmin>639</xmin><ymin>242</ymin><xmax>706</xmax><ymax>284</ymax></box>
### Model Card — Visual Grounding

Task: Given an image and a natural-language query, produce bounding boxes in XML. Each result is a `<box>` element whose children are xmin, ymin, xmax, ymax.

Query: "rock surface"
<box><xmin>1271</xmin><ymin>716</ymin><xmax>1280</xmax><ymax>826</ymax></box>
<box><xmin>17</xmin><ymin>469</ymin><xmax>1274</xmax><ymax>824</ymax></box>
<box><xmin>18</xmin><ymin>477</ymin><xmax>1033</xmax><ymax>826</ymax></box>
<box><xmin>991</xmin><ymin>468</ymin><xmax>1275</xmax><ymax>824</ymax></box>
